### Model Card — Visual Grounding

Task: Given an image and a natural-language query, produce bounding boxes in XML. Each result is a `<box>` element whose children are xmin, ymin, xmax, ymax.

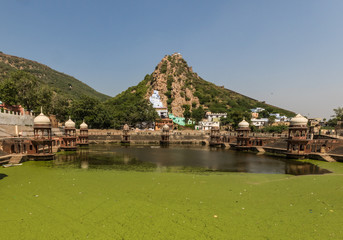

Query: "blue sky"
<box><xmin>1</xmin><ymin>0</ymin><xmax>343</xmax><ymax>119</ymax></box>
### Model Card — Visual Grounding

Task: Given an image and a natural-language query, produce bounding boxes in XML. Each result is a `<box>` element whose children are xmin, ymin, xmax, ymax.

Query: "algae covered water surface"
<box><xmin>0</xmin><ymin>144</ymin><xmax>342</xmax><ymax>239</ymax></box>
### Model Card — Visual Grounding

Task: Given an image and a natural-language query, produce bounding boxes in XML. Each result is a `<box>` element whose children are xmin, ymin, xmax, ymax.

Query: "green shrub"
<box><xmin>160</xmin><ymin>61</ymin><xmax>167</xmax><ymax>74</ymax></box>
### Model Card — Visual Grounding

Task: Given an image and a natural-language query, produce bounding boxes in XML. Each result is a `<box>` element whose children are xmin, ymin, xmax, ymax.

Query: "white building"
<box><xmin>205</xmin><ymin>112</ymin><xmax>227</xmax><ymax>122</ymax></box>
<box><xmin>156</xmin><ymin>108</ymin><xmax>168</xmax><ymax>118</ymax></box>
<box><xmin>149</xmin><ymin>90</ymin><xmax>164</xmax><ymax>108</ymax></box>
<box><xmin>149</xmin><ymin>90</ymin><xmax>168</xmax><ymax>118</ymax></box>
<box><xmin>195</xmin><ymin>121</ymin><xmax>220</xmax><ymax>131</ymax></box>
<box><xmin>251</xmin><ymin>118</ymin><xmax>269</xmax><ymax>127</ymax></box>
<box><xmin>250</xmin><ymin>108</ymin><xmax>265</xmax><ymax>113</ymax></box>
<box><xmin>269</xmin><ymin>113</ymin><xmax>289</xmax><ymax>121</ymax></box>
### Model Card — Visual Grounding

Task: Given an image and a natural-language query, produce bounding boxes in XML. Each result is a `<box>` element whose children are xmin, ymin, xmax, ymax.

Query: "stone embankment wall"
<box><xmin>0</xmin><ymin>110</ymin><xmax>34</xmax><ymax>126</ymax></box>
<box><xmin>87</xmin><ymin>129</ymin><xmax>211</xmax><ymax>144</ymax></box>
<box><xmin>86</xmin><ymin>129</ymin><xmax>291</xmax><ymax>144</ymax></box>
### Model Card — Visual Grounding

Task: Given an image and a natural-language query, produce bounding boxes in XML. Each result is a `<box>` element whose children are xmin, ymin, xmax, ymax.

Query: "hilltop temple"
<box><xmin>149</xmin><ymin>90</ymin><xmax>173</xmax><ymax>130</ymax></box>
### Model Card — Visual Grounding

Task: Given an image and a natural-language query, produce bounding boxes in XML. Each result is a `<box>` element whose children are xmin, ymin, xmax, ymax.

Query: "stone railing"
<box><xmin>0</xmin><ymin>109</ymin><xmax>34</xmax><ymax>126</ymax></box>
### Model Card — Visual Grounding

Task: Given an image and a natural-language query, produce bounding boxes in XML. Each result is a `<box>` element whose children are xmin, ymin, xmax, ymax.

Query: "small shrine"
<box><xmin>209</xmin><ymin>126</ymin><xmax>223</xmax><ymax>147</ymax></box>
<box><xmin>236</xmin><ymin>119</ymin><xmax>251</xmax><ymax>148</ymax></box>
<box><xmin>27</xmin><ymin>108</ymin><xmax>55</xmax><ymax>160</ymax></box>
<box><xmin>121</xmin><ymin>124</ymin><xmax>130</xmax><ymax>144</ymax></box>
<box><xmin>286</xmin><ymin>114</ymin><xmax>311</xmax><ymax>158</ymax></box>
<box><xmin>78</xmin><ymin>120</ymin><xmax>89</xmax><ymax>146</ymax></box>
<box><xmin>60</xmin><ymin>117</ymin><xmax>77</xmax><ymax>151</ymax></box>
<box><xmin>160</xmin><ymin>124</ymin><xmax>170</xmax><ymax>145</ymax></box>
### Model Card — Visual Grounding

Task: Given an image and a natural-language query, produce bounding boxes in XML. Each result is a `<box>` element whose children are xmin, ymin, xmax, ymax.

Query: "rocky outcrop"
<box><xmin>145</xmin><ymin>53</ymin><xmax>200</xmax><ymax>117</ymax></box>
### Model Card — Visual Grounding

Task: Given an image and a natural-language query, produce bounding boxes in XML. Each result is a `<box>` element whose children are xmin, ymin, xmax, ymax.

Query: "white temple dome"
<box><xmin>80</xmin><ymin>121</ymin><xmax>88</xmax><ymax>129</ymax></box>
<box><xmin>65</xmin><ymin>117</ymin><xmax>75</xmax><ymax>128</ymax></box>
<box><xmin>238</xmin><ymin>119</ymin><xmax>250</xmax><ymax>128</ymax></box>
<box><xmin>290</xmin><ymin>114</ymin><xmax>308</xmax><ymax>126</ymax></box>
<box><xmin>149</xmin><ymin>90</ymin><xmax>164</xmax><ymax>108</ymax></box>
<box><xmin>162</xmin><ymin>124</ymin><xmax>170</xmax><ymax>131</ymax></box>
<box><xmin>34</xmin><ymin>112</ymin><xmax>51</xmax><ymax>125</ymax></box>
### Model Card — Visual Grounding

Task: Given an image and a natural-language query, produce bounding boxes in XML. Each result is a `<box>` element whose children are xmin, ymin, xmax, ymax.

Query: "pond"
<box><xmin>52</xmin><ymin>144</ymin><xmax>330</xmax><ymax>175</ymax></box>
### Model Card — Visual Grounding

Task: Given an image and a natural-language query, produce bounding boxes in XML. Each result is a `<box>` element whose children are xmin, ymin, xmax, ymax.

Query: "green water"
<box><xmin>52</xmin><ymin>144</ymin><xmax>329</xmax><ymax>175</ymax></box>
<box><xmin>0</xmin><ymin>145</ymin><xmax>342</xmax><ymax>239</ymax></box>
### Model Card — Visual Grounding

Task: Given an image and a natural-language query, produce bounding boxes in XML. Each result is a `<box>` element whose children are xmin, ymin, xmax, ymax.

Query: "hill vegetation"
<box><xmin>0</xmin><ymin>51</ymin><xmax>295</xmax><ymax>128</ymax></box>
<box><xmin>0</xmin><ymin>52</ymin><xmax>109</xmax><ymax>101</ymax></box>
<box><xmin>106</xmin><ymin>53</ymin><xmax>295</xmax><ymax>128</ymax></box>
<box><xmin>0</xmin><ymin>52</ymin><xmax>112</xmax><ymax>126</ymax></box>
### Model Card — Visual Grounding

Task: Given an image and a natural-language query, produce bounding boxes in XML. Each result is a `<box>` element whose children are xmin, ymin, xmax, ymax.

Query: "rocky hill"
<box><xmin>130</xmin><ymin>53</ymin><xmax>294</xmax><ymax>118</ymax></box>
<box><xmin>0</xmin><ymin>51</ymin><xmax>109</xmax><ymax>101</ymax></box>
<box><xmin>106</xmin><ymin>53</ymin><xmax>294</xmax><ymax>119</ymax></box>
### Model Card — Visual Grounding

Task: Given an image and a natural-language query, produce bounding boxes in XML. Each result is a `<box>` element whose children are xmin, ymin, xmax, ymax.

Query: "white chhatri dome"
<box><xmin>80</xmin><ymin>121</ymin><xmax>88</xmax><ymax>129</ymax></box>
<box><xmin>65</xmin><ymin>117</ymin><xmax>75</xmax><ymax>128</ymax></box>
<box><xmin>238</xmin><ymin>119</ymin><xmax>250</xmax><ymax>128</ymax></box>
<box><xmin>290</xmin><ymin>114</ymin><xmax>308</xmax><ymax>126</ymax></box>
<box><xmin>162</xmin><ymin>124</ymin><xmax>170</xmax><ymax>131</ymax></box>
<box><xmin>123</xmin><ymin>124</ymin><xmax>130</xmax><ymax>131</ymax></box>
<box><xmin>34</xmin><ymin>107</ymin><xmax>51</xmax><ymax>125</ymax></box>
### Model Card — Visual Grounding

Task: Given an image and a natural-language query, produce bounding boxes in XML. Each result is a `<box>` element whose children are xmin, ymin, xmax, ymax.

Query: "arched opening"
<box><xmin>11</xmin><ymin>144</ymin><xmax>15</xmax><ymax>153</ymax></box>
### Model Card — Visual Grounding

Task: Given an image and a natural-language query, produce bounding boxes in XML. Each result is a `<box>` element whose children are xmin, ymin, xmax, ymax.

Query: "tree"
<box><xmin>70</xmin><ymin>95</ymin><xmax>112</xmax><ymax>129</ymax></box>
<box><xmin>259</xmin><ymin>110</ymin><xmax>270</xmax><ymax>118</ymax></box>
<box><xmin>226</xmin><ymin>109</ymin><xmax>251</xmax><ymax>128</ymax></box>
<box><xmin>0</xmin><ymin>70</ymin><xmax>53</xmax><ymax>111</ymax></box>
<box><xmin>182</xmin><ymin>104</ymin><xmax>191</xmax><ymax>122</ymax></box>
<box><xmin>0</xmin><ymin>77</ymin><xmax>18</xmax><ymax>106</ymax></box>
<box><xmin>36</xmin><ymin>86</ymin><xmax>53</xmax><ymax>113</ymax></box>
<box><xmin>191</xmin><ymin>106</ymin><xmax>205</xmax><ymax>123</ymax></box>
<box><xmin>327</xmin><ymin>107</ymin><xmax>343</xmax><ymax>127</ymax></box>
<box><xmin>333</xmin><ymin>107</ymin><xmax>343</xmax><ymax>121</ymax></box>
<box><xmin>268</xmin><ymin>115</ymin><xmax>276</xmax><ymax>126</ymax></box>
<box><xmin>50</xmin><ymin>94</ymin><xmax>70</xmax><ymax>122</ymax></box>
<box><xmin>263</xmin><ymin>125</ymin><xmax>288</xmax><ymax>133</ymax></box>
<box><xmin>11</xmin><ymin>71</ymin><xmax>40</xmax><ymax>111</ymax></box>
<box><xmin>220</xmin><ymin>116</ymin><xmax>232</xmax><ymax>128</ymax></box>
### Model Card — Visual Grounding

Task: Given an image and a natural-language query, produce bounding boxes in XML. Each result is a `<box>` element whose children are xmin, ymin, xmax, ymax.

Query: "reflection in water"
<box><xmin>80</xmin><ymin>161</ymin><xmax>89</xmax><ymax>169</ymax></box>
<box><xmin>54</xmin><ymin>144</ymin><xmax>330</xmax><ymax>175</ymax></box>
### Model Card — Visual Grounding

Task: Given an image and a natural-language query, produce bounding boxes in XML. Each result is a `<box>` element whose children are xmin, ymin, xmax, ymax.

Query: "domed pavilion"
<box><xmin>209</xmin><ymin>126</ymin><xmax>223</xmax><ymax>147</ymax></box>
<box><xmin>286</xmin><ymin>114</ymin><xmax>311</xmax><ymax>158</ymax></box>
<box><xmin>121</xmin><ymin>124</ymin><xmax>130</xmax><ymax>144</ymax></box>
<box><xmin>27</xmin><ymin>108</ymin><xmax>55</xmax><ymax>160</ymax></box>
<box><xmin>236</xmin><ymin>119</ymin><xmax>251</xmax><ymax>147</ymax></box>
<box><xmin>60</xmin><ymin>117</ymin><xmax>77</xmax><ymax>151</ymax></box>
<box><xmin>78</xmin><ymin>120</ymin><xmax>89</xmax><ymax>146</ymax></box>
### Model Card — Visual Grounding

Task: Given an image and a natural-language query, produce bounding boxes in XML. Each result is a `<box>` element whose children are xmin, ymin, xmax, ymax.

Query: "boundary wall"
<box><xmin>0</xmin><ymin>110</ymin><xmax>34</xmax><ymax>126</ymax></box>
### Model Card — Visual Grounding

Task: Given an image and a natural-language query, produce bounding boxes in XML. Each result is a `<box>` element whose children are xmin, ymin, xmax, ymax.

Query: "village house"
<box><xmin>149</xmin><ymin>90</ymin><xmax>174</xmax><ymax>130</ymax></box>
<box><xmin>251</xmin><ymin>118</ymin><xmax>269</xmax><ymax>127</ymax></box>
<box><xmin>205</xmin><ymin>112</ymin><xmax>227</xmax><ymax>122</ymax></box>
<box><xmin>195</xmin><ymin>121</ymin><xmax>220</xmax><ymax>131</ymax></box>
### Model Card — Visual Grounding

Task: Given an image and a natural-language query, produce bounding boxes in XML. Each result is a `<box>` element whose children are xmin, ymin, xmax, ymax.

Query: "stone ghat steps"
<box><xmin>318</xmin><ymin>154</ymin><xmax>336</xmax><ymax>162</ymax></box>
<box><xmin>0</xmin><ymin>127</ymin><xmax>13</xmax><ymax>137</ymax></box>
<box><xmin>9</xmin><ymin>154</ymin><xmax>24</xmax><ymax>164</ymax></box>
<box><xmin>0</xmin><ymin>125</ymin><xmax>34</xmax><ymax>137</ymax></box>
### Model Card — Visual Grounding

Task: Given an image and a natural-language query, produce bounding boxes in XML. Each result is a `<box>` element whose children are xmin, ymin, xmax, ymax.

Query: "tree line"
<box><xmin>0</xmin><ymin>70</ymin><xmax>157</xmax><ymax>129</ymax></box>
<box><xmin>1</xmin><ymin>70</ymin><xmax>342</xmax><ymax>130</ymax></box>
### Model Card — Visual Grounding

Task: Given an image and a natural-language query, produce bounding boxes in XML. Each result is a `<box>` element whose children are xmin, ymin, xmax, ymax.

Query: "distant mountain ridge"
<box><xmin>108</xmin><ymin>53</ymin><xmax>294</xmax><ymax>119</ymax></box>
<box><xmin>0</xmin><ymin>51</ymin><xmax>109</xmax><ymax>101</ymax></box>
